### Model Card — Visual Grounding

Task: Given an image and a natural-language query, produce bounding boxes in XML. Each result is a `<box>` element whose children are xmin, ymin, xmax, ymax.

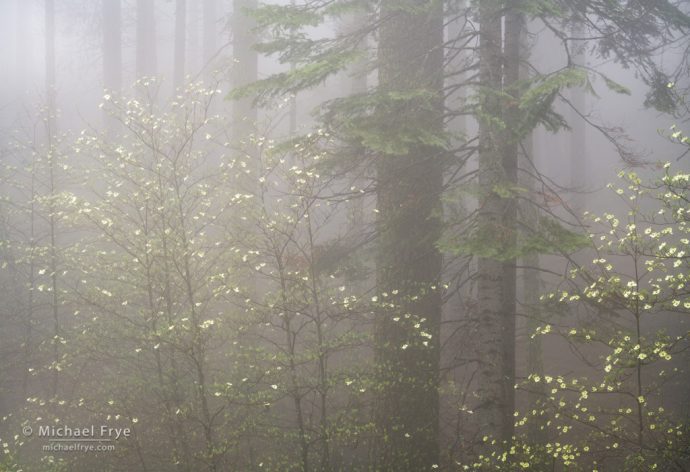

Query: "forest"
<box><xmin>0</xmin><ymin>0</ymin><xmax>689</xmax><ymax>471</ymax></box>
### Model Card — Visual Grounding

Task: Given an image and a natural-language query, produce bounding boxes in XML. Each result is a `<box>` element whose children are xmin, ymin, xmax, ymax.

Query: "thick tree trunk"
<box><xmin>374</xmin><ymin>1</ymin><xmax>444</xmax><ymax>470</ymax></box>
<box><xmin>521</xmin><ymin>123</ymin><xmax>548</xmax><ymax>445</ymax></box>
<box><xmin>518</xmin><ymin>21</ymin><xmax>549</xmax><ymax>445</ymax></box>
<box><xmin>136</xmin><ymin>0</ymin><xmax>157</xmax><ymax>78</ymax></box>
<box><xmin>502</xmin><ymin>7</ymin><xmax>521</xmax><ymax>443</ymax></box>
<box><xmin>475</xmin><ymin>0</ymin><xmax>505</xmax><ymax>445</ymax></box>
<box><xmin>475</xmin><ymin>2</ymin><xmax>521</xmax><ymax>446</ymax></box>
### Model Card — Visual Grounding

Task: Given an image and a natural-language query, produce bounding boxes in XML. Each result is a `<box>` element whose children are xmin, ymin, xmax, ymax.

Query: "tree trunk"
<box><xmin>518</xmin><ymin>21</ymin><xmax>549</xmax><ymax>445</ymax></box>
<box><xmin>231</xmin><ymin>0</ymin><xmax>258</xmax><ymax>149</ymax></box>
<box><xmin>45</xmin><ymin>0</ymin><xmax>61</xmax><ymax>398</ymax></box>
<box><xmin>202</xmin><ymin>0</ymin><xmax>218</xmax><ymax>77</ymax></box>
<box><xmin>475</xmin><ymin>2</ymin><xmax>521</xmax><ymax>447</ymax></box>
<box><xmin>136</xmin><ymin>0</ymin><xmax>157</xmax><ymax>78</ymax></box>
<box><xmin>374</xmin><ymin>1</ymin><xmax>444</xmax><ymax>470</ymax></box>
<box><xmin>502</xmin><ymin>7</ymin><xmax>521</xmax><ymax>444</ymax></box>
<box><xmin>521</xmin><ymin>120</ymin><xmax>548</xmax><ymax>445</ymax></box>
<box><xmin>103</xmin><ymin>0</ymin><xmax>121</xmax><ymax>130</ymax></box>
<box><xmin>569</xmin><ymin>21</ymin><xmax>587</xmax><ymax>212</ymax></box>
<box><xmin>14</xmin><ymin>0</ymin><xmax>29</xmax><ymax>97</ymax></box>
<box><xmin>103</xmin><ymin>0</ymin><xmax>122</xmax><ymax>93</ymax></box>
<box><xmin>187</xmin><ymin>0</ymin><xmax>199</xmax><ymax>75</ymax></box>
<box><xmin>174</xmin><ymin>0</ymin><xmax>186</xmax><ymax>89</ymax></box>
<box><xmin>475</xmin><ymin>0</ymin><xmax>505</xmax><ymax>445</ymax></box>
<box><xmin>45</xmin><ymin>0</ymin><xmax>56</xmax><ymax>134</ymax></box>
<box><xmin>338</xmin><ymin>9</ymin><xmax>368</xmax><ymax>237</ymax></box>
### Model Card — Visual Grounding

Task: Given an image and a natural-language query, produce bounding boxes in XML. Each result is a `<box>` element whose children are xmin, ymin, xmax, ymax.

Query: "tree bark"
<box><xmin>502</xmin><ymin>6</ymin><xmax>521</xmax><ymax>444</ymax></box>
<box><xmin>475</xmin><ymin>1</ymin><xmax>521</xmax><ymax>447</ymax></box>
<box><xmin>518</xmin><ymin>21</ymin><xmax>549</xmax><ymax>445</ymax></box>
<box><xmin>475</xmin><ymin>0</ymin><xmax>505</xmax><ymax>445</ymax></box>
<box><xmin>374</xmin><ymin>1</ymin><xmax>444</xmax><ymax>469</ymax></box>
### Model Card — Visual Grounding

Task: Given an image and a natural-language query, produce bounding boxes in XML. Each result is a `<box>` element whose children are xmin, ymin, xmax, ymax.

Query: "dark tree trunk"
<box><xmin>374</xmin><ymin>1</ymin><xmax>444</xmax><ymax>470</ymax></box>
<box><xmin>475</xmin><ymin>2</ymin><xmax>521</xmax><ymax>446</ymax></box>
<box><xmin>502</xmin><ymin>7</ymin><xmax>521</xmax><ymax>443</ymax></box>
<box><xmin>475</xmin><ymin>0</ymin><xmax>505</xmax><ymax>445</ymax></box>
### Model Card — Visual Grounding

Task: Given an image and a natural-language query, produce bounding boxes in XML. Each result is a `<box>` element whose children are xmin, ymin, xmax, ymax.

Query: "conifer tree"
<box><xmin>235</xmin><ymin>0</ymin><xmax>690</xmax><ymax>465</ymax></box>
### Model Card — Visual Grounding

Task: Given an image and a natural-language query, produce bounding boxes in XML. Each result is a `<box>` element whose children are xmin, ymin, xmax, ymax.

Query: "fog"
<box><xmin>0</xmin><ymin>1</ymin><xmax>689</xmax><ymax>471</ymax></box>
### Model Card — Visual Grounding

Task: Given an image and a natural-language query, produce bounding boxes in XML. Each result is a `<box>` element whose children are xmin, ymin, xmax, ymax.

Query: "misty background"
<box><xmin>0</xmin><ymin>0</ymin><xmax>689</xmax><ymax>471</ymax></box>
